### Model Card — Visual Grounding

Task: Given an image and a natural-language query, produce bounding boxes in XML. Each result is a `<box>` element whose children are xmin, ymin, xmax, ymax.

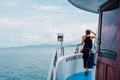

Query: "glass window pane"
<box><xmin>100</xmin><ymin>8</ymin><xmax>119</xmax><ymax>60</ymax></box>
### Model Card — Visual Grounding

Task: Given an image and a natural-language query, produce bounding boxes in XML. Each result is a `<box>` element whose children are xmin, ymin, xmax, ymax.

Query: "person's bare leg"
<box><xmin>86</xmin><ymin>67</ymin><xmax>88</xmax><ymax>72</ymax></box>
<box><xmin>85</xmin><ymin>67</ymin><xmax>89</xmax><ymax>76</ymax></box>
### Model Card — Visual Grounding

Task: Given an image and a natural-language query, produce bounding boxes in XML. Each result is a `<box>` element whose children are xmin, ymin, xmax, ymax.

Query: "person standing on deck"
<box><xmin>78</xmin><ymin>29</ymin><xmax>96</xmax><ymax>76</ymax></box>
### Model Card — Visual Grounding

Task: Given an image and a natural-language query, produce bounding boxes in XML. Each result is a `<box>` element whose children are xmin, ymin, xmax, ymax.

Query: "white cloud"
<box><xmin>0</xmin><ymin>17</ymin><xmax>42</xmax><ymax>27</ymax></box>
<box><xmin>0</xmin><ymin>0</ymin><xmax>21</xmax><ymax>7</ymax></box>
<box><xmin>0</xmin><ymin>22</ymin><xmax>98</xmax><ymax>47</ymax></box>
<box><xmin>1</xmin><ymin>2</ymin><xmax>14</xmax><ymax>6</ymax></box>
<box><xmin>33</xmin><ymin>5</ymin><xmax>64</xmax><ymax>12</ymax></box>
<box><xmin>0</xmin><ymin>15</ymin><xmax>98</xmax><ymax>45</ymax></box>
<box><xmin>21</xmin><ymin>34</ymin><xmax>41</xmax><ymax>43</ymax></box>
<box><xmin>0</xmin><ymin>17</ymin><xmax>19</xmax><ymax>26</ymax></box>
<box><xmin>0</xmin><ymin>0</ymin><xmax>98</xmax><ymax>47</ymax></box>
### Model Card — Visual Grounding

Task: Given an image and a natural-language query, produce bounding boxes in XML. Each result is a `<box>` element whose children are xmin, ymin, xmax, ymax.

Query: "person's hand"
<box><xmin>77</xmin><ymin>44</ymin><xmax>80</xmax><ymax>46</ymax></box>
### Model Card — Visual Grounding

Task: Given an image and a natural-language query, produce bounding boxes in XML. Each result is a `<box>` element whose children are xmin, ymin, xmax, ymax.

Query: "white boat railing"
<box><xmin>47</xmin><ymin>44</ymin><xmax>98</xmax><ymax>80</ymax></box>
<box><xmin>47</xmin><ymin>44</ymin><xmax>80</xmax><ymax>80</ymax></box>
<box><xmin>56</xmin><ymin>44</ymin><xmax>79</xmax><ymax>57</ymax></box>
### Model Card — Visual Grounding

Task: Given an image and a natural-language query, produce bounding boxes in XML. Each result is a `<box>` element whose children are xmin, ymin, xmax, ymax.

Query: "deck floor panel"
<box><xmin>66</xmin><ymin>70</ymin><xmax>92</xmax><ymax>80</ymax></box>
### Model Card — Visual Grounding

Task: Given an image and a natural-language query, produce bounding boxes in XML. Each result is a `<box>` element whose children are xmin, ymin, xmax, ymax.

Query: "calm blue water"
<box><xmin>0</xmin><ymin>47</ymin><xmax>55</xmax><ymax>80</ymax></box>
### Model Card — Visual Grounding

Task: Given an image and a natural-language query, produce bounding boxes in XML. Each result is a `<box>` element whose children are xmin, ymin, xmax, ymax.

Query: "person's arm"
<box><xmin>78</xmin><ymin>36</ymin><xmax>85</xmax><ymax>45</ymax></box>
<box><xmin>88</xmin><ymin>30</ymin><xmax>96</xmax><ymax>39</ymax></box>
<box><xmin>91</xmin><ymin>31</ymin><xmax>96</xmax><ymax>36</ymax></box>
<box><xmin>91</xmin><ymin>31</ymin><xmax>96</xmax><ymax>39</ymax></box>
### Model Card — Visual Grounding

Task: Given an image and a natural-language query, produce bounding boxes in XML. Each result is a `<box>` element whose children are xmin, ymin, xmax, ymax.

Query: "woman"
<box><xmin>79</xmin><ymin>29</ymin><xmax>96</xmax><ymax>76</ymax></box>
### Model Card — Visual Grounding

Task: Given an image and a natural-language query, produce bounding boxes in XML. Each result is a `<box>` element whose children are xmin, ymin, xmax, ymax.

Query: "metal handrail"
<box><xmin>47</xmin><ymin>44</ymin><xmax>81</xmax><ymax>80</ymax></box>
<box><xmin>56</xmin><ymin>44</ymin><xmax>80</xmax><ymax>56</ymax></box>
<box><xmin>56</xmin><ymin>44</ymin><xmax>78</xmax><ymax>50</ymax></box>
<box><xmin>54</xmin><ymin>44</ymin><xmax>99</xmax><ymax>67</ymax></box>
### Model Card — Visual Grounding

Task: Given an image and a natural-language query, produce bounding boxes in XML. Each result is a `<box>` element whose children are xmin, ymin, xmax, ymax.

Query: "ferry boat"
<box><xmin>47</xmin><ymin>0</ymin><xmax>120</xmax><ymax>80</ymax></box>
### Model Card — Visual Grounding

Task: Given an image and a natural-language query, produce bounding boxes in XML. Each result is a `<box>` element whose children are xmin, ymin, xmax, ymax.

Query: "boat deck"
<box><xmin>47</xmin><ymin>45</ymin><xmax>96</xmax><ymax>80</ymax></box>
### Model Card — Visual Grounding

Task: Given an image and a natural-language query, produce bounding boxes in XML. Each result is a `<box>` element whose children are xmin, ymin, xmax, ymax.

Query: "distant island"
<box><xmin>0</xmin><ymin>43</ymin><xmax>73</xmax><ymax>49</ymax></box>
<box><xmin>21</xmin><ymin>44</ymin><xmax>60</xmax><ymax>48</ymax></box>
<box><xmin>0</xmin><ymin>42</ymin><xmax>77</xmax><ymax>49</ymax></box>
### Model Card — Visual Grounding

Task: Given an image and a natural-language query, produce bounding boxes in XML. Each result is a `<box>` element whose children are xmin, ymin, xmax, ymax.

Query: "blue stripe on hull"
<box><xmin>66</xmin><ymin>70</ymin><xmax>92</xmax><ymax>80</ymax></box>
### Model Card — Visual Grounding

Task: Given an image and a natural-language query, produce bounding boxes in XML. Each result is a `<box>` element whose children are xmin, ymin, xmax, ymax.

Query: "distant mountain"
<box><xmin>23</xmin><ymin>43</ymin><xmax>73</xmax><ymax>48</ymax></box>
<box><xmin>0</xmin><ymin>43</ymin><xmax>73</xmax><ymax>49</ymax></box>
<box><xmin>22</xmin><ymin>44</ymin><xmax>60</xmax><ymax>48</ymax></box>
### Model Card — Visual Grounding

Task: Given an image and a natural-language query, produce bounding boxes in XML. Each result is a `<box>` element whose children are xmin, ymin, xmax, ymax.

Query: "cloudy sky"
<box><xmin>0</xmin><ymin>0</ymin><xmax>98</xmax><ymax>48</ymax></box>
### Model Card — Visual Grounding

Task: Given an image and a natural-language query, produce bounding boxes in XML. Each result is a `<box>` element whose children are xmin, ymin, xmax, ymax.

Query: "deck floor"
<box><xmin>66</xmin><ymin>70</ymin><xmax>92</xmax><ymax>80</ymax></box>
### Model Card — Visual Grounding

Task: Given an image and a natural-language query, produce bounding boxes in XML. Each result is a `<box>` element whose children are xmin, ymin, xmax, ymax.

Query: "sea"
<box><xmin>0</xmin><ymin>45</ymin><xmax>79</xmax><ymax>80</ymax></box>
<box><xmin>0</xmin><ymin>47</ymin><xmax>55</xmax><ymax>80</ymax></box>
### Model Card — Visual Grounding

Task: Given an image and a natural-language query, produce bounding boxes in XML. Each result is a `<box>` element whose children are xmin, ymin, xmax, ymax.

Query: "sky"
<box><xmin>0</xmin><ymin>0</ymin><xmax>98</xmax><ymax>48</ymax></box>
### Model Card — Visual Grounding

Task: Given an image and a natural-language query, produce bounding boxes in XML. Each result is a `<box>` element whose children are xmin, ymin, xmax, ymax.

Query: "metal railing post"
<box><xmin>63</xmin><ymin>47</ymin><xmax>64</xmax><ymax>56</ymax></box>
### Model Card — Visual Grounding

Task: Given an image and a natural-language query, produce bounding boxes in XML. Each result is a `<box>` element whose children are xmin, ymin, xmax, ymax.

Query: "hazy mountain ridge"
<box><xmin>22</xmin><ymin>44</ymin><xmax>60</xmax><ymax>48</ymax></box>
<box><xmin>0</xmin><ymin>43</ymin><xmax>74</xmax><ymax>49</ymax></box>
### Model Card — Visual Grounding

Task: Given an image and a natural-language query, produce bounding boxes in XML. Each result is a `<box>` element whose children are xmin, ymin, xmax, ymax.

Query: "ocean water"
<box><xmin>0</xmin><ymin>47</ymin><xmax>55</xmax><ymax>80</ymax></box>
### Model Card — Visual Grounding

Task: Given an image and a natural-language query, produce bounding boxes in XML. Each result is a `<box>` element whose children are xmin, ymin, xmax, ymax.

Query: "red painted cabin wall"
<box><xmin>96</xmin><ymin>0</ymin><xmax>120</xmax><ymax>80</ymax></box>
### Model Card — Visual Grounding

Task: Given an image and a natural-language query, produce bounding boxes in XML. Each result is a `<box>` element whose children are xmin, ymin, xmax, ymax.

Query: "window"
<box><xmin>100</xmin><ymin>7</ymin><xmax>119</xmax><ymax>60</ymax></box>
